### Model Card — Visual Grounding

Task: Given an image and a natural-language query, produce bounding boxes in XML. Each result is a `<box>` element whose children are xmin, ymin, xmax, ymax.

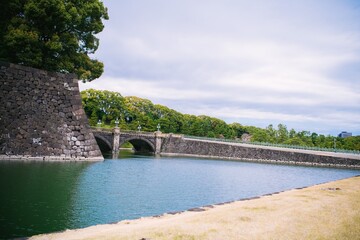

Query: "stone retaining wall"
<box><xmin>0</xmin><ymin>62</ymin><xmax>103</xmax><ymax>160</ymax></box>
<box><xmin>161</xmin><ymin>137</ymin><xmax>360</xmax><ymax>168</ymax></box>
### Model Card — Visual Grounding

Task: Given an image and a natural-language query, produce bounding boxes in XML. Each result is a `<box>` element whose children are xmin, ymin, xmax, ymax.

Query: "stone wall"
<box><xmin>0</xmin><ymin>62</ymin><xmax>103</xmax><ymax>160</ymax></box>
<box><xmin>161</xmin><ymin>136</ymin><xmax>360</xmax><ymax>168</ymax></box>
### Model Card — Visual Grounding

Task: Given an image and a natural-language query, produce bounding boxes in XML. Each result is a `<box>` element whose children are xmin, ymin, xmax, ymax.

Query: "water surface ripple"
<box><xmin>1</xmin><ymin>155</ymin><xmax>359</xmax><ymax>239</ymax></box>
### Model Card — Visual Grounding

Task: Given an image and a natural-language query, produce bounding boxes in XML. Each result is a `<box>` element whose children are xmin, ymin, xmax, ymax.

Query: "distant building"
<box><xmin>338</xmin><ymin>131</ymin><xmax>352</xmax><ymax>138</ymax></box>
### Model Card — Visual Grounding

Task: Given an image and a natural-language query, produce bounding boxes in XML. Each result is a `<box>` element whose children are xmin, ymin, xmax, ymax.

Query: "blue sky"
<box><xmin>80</xmin><ymin>0</ymin><xmax>360</xmax><ymax>136</ymax></box>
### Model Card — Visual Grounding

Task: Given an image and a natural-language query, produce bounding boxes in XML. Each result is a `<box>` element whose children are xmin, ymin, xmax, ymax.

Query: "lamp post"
<box><xmin>115</xmin><ymin>118</ymin><xmax>119</xmax><ymax>128</ymax></box>
<box><xmin>334</xmin><ymin>137</ymin><xmax>337</xmax><ymax>152</ymax></box>
<box><xmin>157</xmin><ymin>123</ymin><xmax>161</xmax><ymax>132</ymax></box>
<box><xmin>97</xmin><ymin>119</ymin><xmax>102</xmax><ymax>128</ymax></box>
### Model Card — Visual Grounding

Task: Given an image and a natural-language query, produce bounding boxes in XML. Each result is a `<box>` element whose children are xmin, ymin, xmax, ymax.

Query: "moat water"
<box><xmin>1</xmin><ymin>153</ymin><xmax>360</xmax><ymax>239</ymax></box>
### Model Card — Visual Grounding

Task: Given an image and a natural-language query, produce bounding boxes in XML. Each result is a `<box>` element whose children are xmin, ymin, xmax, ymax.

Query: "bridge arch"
<box><xmin>120</xmin><ymin>137</ymin><xmax>155</xmax><ymax>154</ymax></box>
<box><xmin>93</xmin><ymin>135</ymin><xmax>112</xmax><ymax>153</ymax></box>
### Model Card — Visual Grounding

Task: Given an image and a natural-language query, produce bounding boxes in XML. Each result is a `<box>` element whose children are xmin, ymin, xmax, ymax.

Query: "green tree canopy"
<box><xmin>0</xmin><ymin>0</ymin><xmax>108</xmax><ymax>82</ymax></box>
<box><xmin>81</xmin><ymin>89</ymin><xmax>360</xmax><ymax>152</ymax></box>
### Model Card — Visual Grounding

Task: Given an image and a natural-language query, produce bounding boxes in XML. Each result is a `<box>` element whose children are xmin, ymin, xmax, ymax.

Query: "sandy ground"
<box><xmin>31</xmin><ymin>176</ymin><xmax>360</xmax><ymax>240</ymax></box>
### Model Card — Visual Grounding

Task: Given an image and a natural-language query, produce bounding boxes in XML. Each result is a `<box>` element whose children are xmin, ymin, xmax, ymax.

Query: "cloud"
<box><xmin>80</xmin><ymin>76</ymin><xmax>216</xmax><ymax>101</ymax></box>
<box><xmin>83</xmin><ymin>0</ymin><xmax>360</xmax><ymax>135</ymax></box>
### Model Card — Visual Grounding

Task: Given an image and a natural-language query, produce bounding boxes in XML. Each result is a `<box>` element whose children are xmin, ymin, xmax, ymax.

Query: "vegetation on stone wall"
<box><xmin>0</xmin><ymin>0</ymin><xmax>108</xmax><ymax>82</ymax></box>
<box><xmin>81</xmin><ymin>89</ymin><xmax>360</xmax><ymax>151</ymax></box>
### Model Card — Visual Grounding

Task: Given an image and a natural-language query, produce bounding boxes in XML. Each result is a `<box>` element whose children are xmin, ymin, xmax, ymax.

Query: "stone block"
<box><xmin>0</xmin><ymin>63</ymin><xmax>102</xmax><ymax>160</ymax></box>
<box><xmin>77</xmin><ymin>135</ymin><xmax>85</xmax><ymax>141</ymax></box>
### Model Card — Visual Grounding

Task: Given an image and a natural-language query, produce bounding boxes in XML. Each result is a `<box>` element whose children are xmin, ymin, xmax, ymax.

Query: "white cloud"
<box><xmin>85</xmin><ymin>0</ymin><xmax>360</xmax><ymax>135</ymax></box>
<box><xmin>216</xmin><ymin>69</ymin><xmax>360</xmax><ymax>106</ymax></box>
<box><xmin>80</xmin><ymin>77</ymin><xmax>217</xmax><ymax>101</ymax></box>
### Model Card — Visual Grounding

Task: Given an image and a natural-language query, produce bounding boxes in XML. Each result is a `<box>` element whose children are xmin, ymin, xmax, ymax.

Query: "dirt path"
<box><xmin>31</xmin><ymin>176</ymin><xmax>360</xmax><ymax>240</ymax></box>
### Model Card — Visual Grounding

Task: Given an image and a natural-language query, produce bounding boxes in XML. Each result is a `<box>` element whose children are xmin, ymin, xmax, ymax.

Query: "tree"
<box><xmin>277</xmin><ymin>124</ymin><xmax>289</xmax><ymax>143</ymax></box>
<box><xmin>81</xmin><ymin>89</ymin><xmax>125</xmax><ymax>125</ymax></box>
<box><xmin>310</xmin><ymin>132</ymin><xmax>318</xmax><ymax>145</ymax></box>
<box><xmin>266</xmin><ymin>124</ymin><xmax>276</xmax><ymax>143</ymax></box>
<box><xmin>297</xmin><ymin>130</ymin><xmax>313</xmax><ymax>146</ymax></box>
<box><xmin>289</xmin><ymin>128</ymin><xmax>296</xmax><ymax>138</ymax></box>
<box><xmin>89</xmin><ymin>109</ymin><xmax>98</xmax><ymax>126</ymax></box>
<box><xmin>229</xmin><ymin>123</ymin><xmax>248</xmax><ymax>139</ymax></box>
<box><xmin>284</xmin><ymin>137</ymin><xmax>305</xmax><ymax>146</ymax></box>
<box><xmin>0</xmin><ymin>0</ymin><xmax>108</xmax><ymax>82</ymax></box>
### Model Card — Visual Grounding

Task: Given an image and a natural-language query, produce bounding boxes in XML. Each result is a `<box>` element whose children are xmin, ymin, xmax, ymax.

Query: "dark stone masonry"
<box><xmin>0</xmin><ymin>62</ymin><xmax>103</xmax><ymax>160</ymax></box>
<box><xmin>160</xmin><ymin>136</ymin><xmax>360</xmax><ymax>169</ymax></box>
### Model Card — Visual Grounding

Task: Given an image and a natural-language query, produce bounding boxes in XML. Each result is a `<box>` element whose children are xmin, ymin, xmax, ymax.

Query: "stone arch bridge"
<box><xmin>92</xmin><ymin>128</ymin><xmax>164</xmax><ymax>158</ymax></box>
<box><xmin>91</xmin><ymin>127</ymin><xmax>360</xmax><ymax>169</ymax></box>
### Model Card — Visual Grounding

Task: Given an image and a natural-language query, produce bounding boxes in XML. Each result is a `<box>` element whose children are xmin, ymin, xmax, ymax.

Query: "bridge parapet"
<box><xmin>121</xmin><ymin>131</ymin><xmax>156</xmax><ymax>137</ymax></box>
<box><xmin>92</xmin><ymin>127</ymin><xmax>157</xmax><ymax>136</ymax></box>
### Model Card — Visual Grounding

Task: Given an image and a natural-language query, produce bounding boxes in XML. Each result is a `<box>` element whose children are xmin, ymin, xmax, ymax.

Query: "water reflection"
<box><xmin>0</xmin><ymin>161</ymin><xmax>91</xmax><ymax>238</ymax></box>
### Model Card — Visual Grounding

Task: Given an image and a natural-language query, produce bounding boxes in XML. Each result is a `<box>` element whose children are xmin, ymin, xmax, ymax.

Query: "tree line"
<box><xmin>81</xmin><ymin>89</ymin><xmax>360</xmax><ymax>151</ymax></box>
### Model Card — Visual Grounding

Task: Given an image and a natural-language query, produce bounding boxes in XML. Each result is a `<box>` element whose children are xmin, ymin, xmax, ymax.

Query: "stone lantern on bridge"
<box><xmin>112</xmin><ymin>118</ymin><xmax>121</xmax><ymax>159</ymax></box>
<box><xmin>155</xmin><ymin>123</ymin><xmax>162</xmax><ymax>155</ymax></box>
<box><xmin>97</xmin><ymin>120</ymin><xmax>102</xmax><ymax>129</ymax></box>
<box><xmin>114</xmin><ymin>118</ymin><xmax>119</xmax><ymax>128</ymax></box>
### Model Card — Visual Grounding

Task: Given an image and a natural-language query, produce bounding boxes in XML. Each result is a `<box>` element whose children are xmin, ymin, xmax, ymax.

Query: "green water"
<box><xmin>0</xmin><ymin>161</ymin><xmax>90</xmax><ymax>238</ymax></box>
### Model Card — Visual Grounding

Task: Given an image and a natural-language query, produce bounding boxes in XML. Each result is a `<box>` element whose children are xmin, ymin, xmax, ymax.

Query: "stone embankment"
<box><xmin>0</xmin><ymin>62</ymin><xmax>103</xmax><ymax>160</ymax></box>
<box><xmin>160</xmin><ymin>136</ymin><xmax>360</xmax><ymax>169</ymax></box>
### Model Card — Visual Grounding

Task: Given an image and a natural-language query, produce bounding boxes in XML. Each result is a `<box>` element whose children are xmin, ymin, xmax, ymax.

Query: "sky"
<box><xmin>79</xmin><ymin>0</ymin><xmax>360</xmax><ymax>136</ymax></box>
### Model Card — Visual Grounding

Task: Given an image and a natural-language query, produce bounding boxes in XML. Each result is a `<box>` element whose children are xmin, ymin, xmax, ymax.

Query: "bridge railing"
<box><xmin>91</xmin><ymin>127</ymin><xmax>113</xmax><ymax>132</ymax></box>
<box><xmin>90</xmin><ymin>127</ymin><xmax>156</xmax><ymax>135</ymax></box>
<box><xmin>184</xmin><ymin>135</ymin><xmax>360</xmax><ymax>155</ymax></box>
